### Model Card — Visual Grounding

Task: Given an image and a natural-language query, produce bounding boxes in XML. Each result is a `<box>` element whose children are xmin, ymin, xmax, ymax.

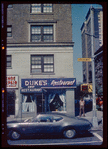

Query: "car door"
<box><xmin>22</xmin><ymin>115</ymin><xmax>54</xmax><ymax>135</ymax></box>
<box><xmin>51</xmin><ymin>116</ymin><xmax>63</xmax><ymax>134</ymax></box>
<box><xmin>34</xmin><ymin>116</ymin><xmax>54</xmax><ymax>134</ymax></box>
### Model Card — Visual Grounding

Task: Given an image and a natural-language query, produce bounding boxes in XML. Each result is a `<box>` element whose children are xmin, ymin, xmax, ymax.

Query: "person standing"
<box><xmin>79</xmin><ymin>98</ymin><xmax>85</xmax><ymax>117</ymax></box>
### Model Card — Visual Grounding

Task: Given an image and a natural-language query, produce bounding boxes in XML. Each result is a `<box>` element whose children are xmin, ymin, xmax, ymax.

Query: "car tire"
<box><xmin>9</xmin><ymin>130</ymin><xmax>21</xmax><ymax>140</ymax></box>
<box><xmin>63</xmin><ymin>129</ymin><xmax>76</xmax><ymax>139</ymax></box>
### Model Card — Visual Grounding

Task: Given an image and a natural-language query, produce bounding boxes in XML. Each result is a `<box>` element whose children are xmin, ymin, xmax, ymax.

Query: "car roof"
<box><xmin>37</xmin><ymin>112</ymin><xmax>76</xmax><ymax>118</ymax></box>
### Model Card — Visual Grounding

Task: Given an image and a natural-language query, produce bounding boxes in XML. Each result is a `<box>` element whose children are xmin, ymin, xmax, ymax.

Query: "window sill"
<box><xmin>30</xmin><ymin>12</ymin><xmax>53</xmax><ymax>15</ymax></box>
<box><xmin>30</xmin><ymin>72</ymin><xmax>55</xmax><ymax>75</ymax></box>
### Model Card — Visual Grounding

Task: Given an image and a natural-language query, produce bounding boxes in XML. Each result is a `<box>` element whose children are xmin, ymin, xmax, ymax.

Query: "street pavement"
<box><xmin>7</xmin><ymin>132</ymin><xmax>103</xmax><ymax>146</ymax></box>
<box><xmin>7</xmin><ymin>110</ymin><xmax>103</xmax><ymax>146</ymax></box>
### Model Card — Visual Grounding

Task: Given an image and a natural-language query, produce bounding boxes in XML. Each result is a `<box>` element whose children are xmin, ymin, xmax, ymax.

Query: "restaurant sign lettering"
<box><xmin>21</xmin><ymin>78</ymin><xmax>76</xmax><ymax>90</ymax></box>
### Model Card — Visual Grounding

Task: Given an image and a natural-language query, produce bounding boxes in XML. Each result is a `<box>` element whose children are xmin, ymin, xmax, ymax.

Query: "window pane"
<box><xmin>7</xmin><ymin>33</ymin><xmax>12</xmax><ymax>37</ymax></box>
<box><xmin>44</xmin><ymin>56</ymin><xmax>53</xmax><ymax>63</ymax></box>
<box><xmin>43</xmin><ymin>4</ymin><xmax>52</xmax><ymax>12</ymax></box>
<box><xmin>32</xmin><ymin>56</ymin><xmax>41</xmax><ymax>61</ymax></box>
<box><xmin>44</xmin><ymin>65</ymin><xmax>53</xmax><ymax>72</ymax></box>
<box><xmin>32</xmin><ymin>60</ymin><xmax>41</xmax><ymax>64</ymax></box>
<box><xmin>7</xmin><ymin>56</ymin><xmax>11</xmax><ymax>61</ymax></box>
<box><xmin>32</xmin><ymin>68</ymin><xmax>41</xmax><ymax>73</ymax></box>
<box><xmin>7</xmin><ymin>62</ymin><xmax>11</xmax><ymax>67</ymax></box>
<box><xmin>32</xmin><ymin>65</ymin><xmax>41</xmax><ymax>68</ymax></box>
<box><xmin>43</xmin><ymin>35</ymin><xmax>53</xmax><ymax>42</ymax></box>
<box><xmin>32</xmin><ymin>26</ymin><xmax>41</xmax><ymax>34</ymax></box>
<box><xmin>31</xmin><ymin>4</ymin><xmax>41</xmax><ymax>13</ymax></box>
<box><xmin>31</xmin><ymin>56</ymin><xmax>42</xmax><ymax>73</ymax></box>
<box><xmin>43</xmin><ymin>26</ymin><xmax>53</xmax><ymax>34</ymax></box>
<box><xmin>7</xmin><ymin>27</ymin><xmax>12</xmax><ymax>32</ymax></box>
<box><xmin>31</xmin><ymin>35</ymin><xmax>41</xmax><ymax>42</ymax></box>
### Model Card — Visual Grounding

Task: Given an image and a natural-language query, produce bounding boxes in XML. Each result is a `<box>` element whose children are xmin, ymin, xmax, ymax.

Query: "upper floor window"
<box><xmin>43</xmin><ymin>4</ymin><xmax>52</xmax><ymax>12</ymax></box>
<box><xmin>31</xmin><ymin>55</ymin><xmax>54</xmax><ymax>73</ymax></box>
<box><xmin>6</xmin><ymin>55</ymin><xmax>12</xmax><ymax>68</ymax></box>
<box><xmin>7</xmin><ymin>26</ymin><xmax>12</xmax><ymax>37</ymax></box>
<box><xmin>31</xmin><ymin>25</ymin><xmax>53</xmax><ymax>42</ymax></box>
<box><xmin>31</xmin><ymin>4</ymin><xmax>52</xmax><ymax>13</ymax></box>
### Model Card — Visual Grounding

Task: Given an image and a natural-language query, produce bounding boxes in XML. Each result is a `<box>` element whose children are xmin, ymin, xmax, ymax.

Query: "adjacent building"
<box><xmin>6</xmin><ymin>4</ymin><xmax>75</xmax><ymax>118</ymax></box>
<box><xmin>94</xmin><ymin>45</ymin><xmax>103</xmax><ymax>96</ymax></box>
<box><xmin>81</xmin><ymin>7</ymin><xmax>103</xmax><ymax>84</ymax></box>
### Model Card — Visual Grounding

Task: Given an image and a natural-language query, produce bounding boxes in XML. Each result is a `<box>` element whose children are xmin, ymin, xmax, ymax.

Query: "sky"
<box><xmin>71</xmin><ymin>4</ymin><xmax>103</xmax><ymax>84</ymax></box>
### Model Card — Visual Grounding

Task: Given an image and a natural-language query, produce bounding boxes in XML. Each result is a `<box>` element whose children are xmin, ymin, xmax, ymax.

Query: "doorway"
<box><xmin>37</xmin><ymin>94</ymin><xmax>45</xmax><ymax>113</ymax></box>
<box><xmin>7</xmin><ymin>90</ymin><xmax>15</xmax><ymax>116</ymax></box>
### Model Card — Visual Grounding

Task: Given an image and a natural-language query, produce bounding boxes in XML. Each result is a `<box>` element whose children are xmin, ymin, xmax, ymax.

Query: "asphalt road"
<box><xmin>7</xmin><ymin>130</ymin><xmax>103</xmax><ymax>146</ymax></box>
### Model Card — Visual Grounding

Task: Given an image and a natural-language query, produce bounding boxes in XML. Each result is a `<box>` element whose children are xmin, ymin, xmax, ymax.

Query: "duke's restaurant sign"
<box><xmin>21</xmin><ymin>78</ymin><xmax>76</xmax><ymax>90</ymax></box>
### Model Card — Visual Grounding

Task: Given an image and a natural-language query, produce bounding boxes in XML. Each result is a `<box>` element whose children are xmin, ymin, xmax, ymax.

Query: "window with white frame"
<box><xmin>31</xmin><ymin>4</ymin><xmax>52</xmax><ymax>13</ymax></box>
<box><xmin>31</xmin><ymin>55</ymin><xmax>54</xmax><ymax>73</ymax></box>
<box><xmin>31</xmin><ymin>25</ymin><xmax>53</xmax><ymax>42</ymax></box>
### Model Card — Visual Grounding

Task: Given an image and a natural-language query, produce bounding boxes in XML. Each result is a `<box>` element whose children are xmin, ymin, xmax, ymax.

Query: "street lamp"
<box><xmin>85</xmin><ymin>7</ymin><xmax>98</xmax><ymax>127</ymax></box>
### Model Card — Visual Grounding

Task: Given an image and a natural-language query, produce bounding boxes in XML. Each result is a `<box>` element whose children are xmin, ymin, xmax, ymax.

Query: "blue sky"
<box><xmin>71</xmin><ymin>4</ymin><xmax>102</xmax><ymax>83</ymax></box>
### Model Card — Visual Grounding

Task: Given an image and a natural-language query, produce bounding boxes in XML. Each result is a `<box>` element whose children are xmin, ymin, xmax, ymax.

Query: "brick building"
<box><xmin>6</xmin><ymin>4</ymin><xmax>75</xmax><ymax>118</ymax></box>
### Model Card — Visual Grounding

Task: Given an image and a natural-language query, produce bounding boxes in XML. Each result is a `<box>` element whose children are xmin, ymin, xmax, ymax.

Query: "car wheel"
<box><xmin>9</xmin><ymin>130</ymin><xmax>21</xmax><ymax>140</ymax></box>
<box><xmin>63</xmin><ymin>129</ymin><xmax>76</xmax><ymax>139</ymax></box>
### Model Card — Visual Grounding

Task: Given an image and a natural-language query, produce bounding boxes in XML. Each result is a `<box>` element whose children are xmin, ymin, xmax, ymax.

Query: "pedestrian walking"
<box><xmin>79</xmin><ymin>98</ymin><xmax>85</xmax><ymax>117</ymax></box>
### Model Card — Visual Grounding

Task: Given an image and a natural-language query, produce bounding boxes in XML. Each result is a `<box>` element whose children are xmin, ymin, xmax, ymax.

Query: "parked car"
<box><xmin>7</xmin><ymin>112</ymin><xmax>92</xmax><ymax>140</ymax></box>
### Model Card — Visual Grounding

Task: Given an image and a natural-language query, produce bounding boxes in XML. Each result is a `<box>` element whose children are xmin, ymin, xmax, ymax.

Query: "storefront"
<box><xmin>20</xmin><ymin>78</ymin><xmax>76</xmax><ymax>117</ymax></box>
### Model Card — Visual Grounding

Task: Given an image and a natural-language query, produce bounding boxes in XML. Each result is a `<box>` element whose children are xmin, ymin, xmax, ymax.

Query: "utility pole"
<box><xmin>90</xmin><ymin>7</ymin><xmax>98</xmax><ymax>127</ymax></box>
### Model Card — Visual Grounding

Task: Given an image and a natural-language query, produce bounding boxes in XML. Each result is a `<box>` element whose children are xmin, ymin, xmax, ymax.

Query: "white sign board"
<box><xmin>6</xmin><ymin>75</ymin><xmax>18</xmax><ymax>88</ymax></box>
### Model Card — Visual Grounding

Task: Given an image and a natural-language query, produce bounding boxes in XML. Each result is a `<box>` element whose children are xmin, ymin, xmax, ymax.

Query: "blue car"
<box><xmin>7</xmin><ymin>112</ymin><xmax>92</xmax><ymax>140</ymax></box>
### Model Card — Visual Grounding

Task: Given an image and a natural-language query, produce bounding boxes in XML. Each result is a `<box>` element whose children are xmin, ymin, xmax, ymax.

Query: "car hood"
<box><xmin>76</xmin><ymin>117</ymin><xmax>92</xmax><ymax>126</ymax></box>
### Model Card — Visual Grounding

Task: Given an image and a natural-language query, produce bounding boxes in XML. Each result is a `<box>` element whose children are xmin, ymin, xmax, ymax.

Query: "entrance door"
<box><xmin>37</xmin><ymin>94</ymin><xmax>45</xmax><ymax>113</ymax></box>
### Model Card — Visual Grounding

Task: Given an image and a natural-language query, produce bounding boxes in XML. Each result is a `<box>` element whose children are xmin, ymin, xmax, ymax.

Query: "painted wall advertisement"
<box><xmin>6</xmin><ymin>75</ymin><xmax>18</xmax><ymax>88</ymax></box>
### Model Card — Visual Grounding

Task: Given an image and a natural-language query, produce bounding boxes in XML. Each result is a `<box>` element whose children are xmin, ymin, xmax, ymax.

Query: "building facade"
<box><xmin>95</xmin><ymin>46</ymin><xmax>103</xmax><ymax>96</ymax></box>
<box><xmin>81</xmin><ymin>7</ymin><xmax>103</xmax><ymax>83</ymax></box>
<box><xmin>6</xmin><ymin>4</ymin><xmax>75</xmax><ymax>118</ymax></box>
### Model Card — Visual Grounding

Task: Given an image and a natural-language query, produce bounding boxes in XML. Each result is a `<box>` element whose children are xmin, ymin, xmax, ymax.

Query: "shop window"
<box><xmin>50</xmin><ymin>94</ymin><xmax>63</xmax><ymax>111</ymax></box>
<box><xmin>22</xmin><ymin>94</ymin><xmax>35</xmax><ymax>112</ymax></box>
<box><xmin>48</xmin><ymin>92</ymin><xmax>66</xmax><ymax>112</ymax></box>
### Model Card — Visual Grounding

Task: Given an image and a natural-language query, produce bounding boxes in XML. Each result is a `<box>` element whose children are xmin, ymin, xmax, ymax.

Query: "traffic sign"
<box><xmin>77</xmin><ymin>58</ymin><xmax>91</xmax><ymax>62</ymax></box>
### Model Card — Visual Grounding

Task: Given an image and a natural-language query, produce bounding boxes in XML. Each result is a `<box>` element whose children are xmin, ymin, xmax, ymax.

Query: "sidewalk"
<box><xmin>77</xmin><ymin>110</ymin><xmax>103</xmax><ymax>130</ymax></box>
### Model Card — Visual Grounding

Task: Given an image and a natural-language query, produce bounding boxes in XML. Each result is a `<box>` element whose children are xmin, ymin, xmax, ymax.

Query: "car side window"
<box><xmin>37</xmin><ymin>116</ymin><xmax>53</xmax><ymax>122</ymax></box>
<box><xmin>53</xmin><ymin>116</ymin><xmax>63</xmax><ymax>122</ymax></box>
